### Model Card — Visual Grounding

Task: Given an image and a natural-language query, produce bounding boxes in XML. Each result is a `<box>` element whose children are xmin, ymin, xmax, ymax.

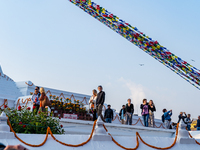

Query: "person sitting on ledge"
<box><xmin>171</xmin><ymin>122</ymin><xmax>177</xmax><ymax>129</ymax></box>
<box><xmin>195</xmin><ymin>116</ymin><xmax>200</xmax><ymax>130</ymax></box>
<box><xmin>31</xmin><ymin>86</ymin><xmax>40</xmax><ymax>113</ymax></box>
<box><xmin>104</xmin><ymin>104</ymin><xmax>113</xmax><ymax>123</ymax></box>
<box><xmin>185</xmin><ymin>114</ymin><xmax>192</xmax><ymax>131</ymax></box>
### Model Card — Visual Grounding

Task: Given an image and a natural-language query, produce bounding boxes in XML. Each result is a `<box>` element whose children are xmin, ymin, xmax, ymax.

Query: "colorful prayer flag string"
<box><xmin>69</xmin><ymin>0</ymin><xmax>200</xmax><ymax>90</ymax></box>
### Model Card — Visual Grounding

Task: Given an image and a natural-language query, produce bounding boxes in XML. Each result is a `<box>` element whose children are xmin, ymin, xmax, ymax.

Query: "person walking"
<box><xmin>104</xmin><ymin>105</ymin><xmax>113</xmax><ymax>123</ymax></box>
<box><xmin>96</xmin><ymin>85</ymin><xmax>106</xmax><ymax>122</ymax></box>
<box><xmin>39</xmin><ymin>87</ymin><xmax>51</xmax><ymax>112</ymax></box>
<box><xmin>163</xmin><ymin>109</ymin><xmax>172</xmax><ymax>129</ymax></box>
<box><xmin>89</xmin><ymin>89</ymin><xmax>97</xmax><ymax>121</ymax></box>
<box><xmin>140</xmin><ymin>99</ymin><xmax>150</xmax><ymax>127</ymax></box>
<box><xmin>119</xmin><ymin>105</ymin><xmax>126</xmax><ymax>124</ymax></box>
<box><xmin>31</xmin><ymin>86</ymin><xmax>41</xmax><ymax>113</ymax></box>
<box><xmin>148</xmin><ymin>100</ymin><xmax>156</xmax><ymax>127</ymax></box>
<box><xmin>185</xmin><ymin>114</ymin><xmax>192</xmax><ymax>131</ymax></box>
<box><xmin>125</xmin><ymin>99</ymin><xmax>134</xmax><ymax>125</ymax></box>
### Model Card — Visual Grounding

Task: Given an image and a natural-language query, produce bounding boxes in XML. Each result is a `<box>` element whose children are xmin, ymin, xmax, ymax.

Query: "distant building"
<box><xmin>0</xmin><ymin>65</ymin><xmax>90</xmax><ymax>109</ymax></box>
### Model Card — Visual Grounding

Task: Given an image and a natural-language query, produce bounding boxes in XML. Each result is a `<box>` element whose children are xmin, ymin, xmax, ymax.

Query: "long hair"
<box><xmin>93</xmin><ymin>89</ymin><xmax>97</xmax><ymax>96</ymax></box>
<box><xmin>40</xmin><ymin>87</ymin><xmax>46</xmax><ymax>95</ymax></box>
<box><xmin>149</xmin><ymin>100</ymin><xmax>154</xmax><ymax>105</ymax></box>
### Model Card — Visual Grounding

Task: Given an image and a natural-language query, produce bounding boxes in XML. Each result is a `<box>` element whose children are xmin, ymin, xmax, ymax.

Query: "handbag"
<box><xmin>42</xmin><ymin>96</ymin><xmax>51</xmax><ymax>107</ymax></box>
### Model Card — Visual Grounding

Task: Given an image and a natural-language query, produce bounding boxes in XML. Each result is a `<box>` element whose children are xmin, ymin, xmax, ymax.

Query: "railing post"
<box><xmin>92</xmin><ymin>116</ymin><xmax>112</xmax><ymax>141</ymax></box>
<box><xmin>177</xmin><ymin>120</ymin><xmax>195</xmax><ymax>144</ymax></box>
<box><xmin>0</xmin><ymin>111</ymin><xmax>14</xmax><ymax>139</ymax></box>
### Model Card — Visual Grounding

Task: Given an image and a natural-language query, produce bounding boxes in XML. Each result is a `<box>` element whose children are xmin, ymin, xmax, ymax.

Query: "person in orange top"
<box><xmin>39</xmin><ymin>87</ymin><xmax>51</xmax><ymax>112</ymax></box>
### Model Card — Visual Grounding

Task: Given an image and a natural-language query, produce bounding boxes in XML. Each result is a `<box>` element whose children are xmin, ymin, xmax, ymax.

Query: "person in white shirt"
<box><xmin>89</xmin><ymin>89</ymin><xmax>97</xmax><ymax>121</ymax></box>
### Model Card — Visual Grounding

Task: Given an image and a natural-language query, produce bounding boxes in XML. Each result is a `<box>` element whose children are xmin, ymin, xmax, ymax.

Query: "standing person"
<box><xmin>163</xmin><ymin>109</ymin><xmax>172</xmax><ymax>129</ymax></box>
<box><xmin>96</xmin><ymin>85</ymin><xmax>106</xmax><ymax>122</ymax></box>
<box><xmin>89</xmin><ymin>89</ymin><xmax>97</xmax><ymax>121</ymax></box>
<box><xmin>125</xmin><ymin>99</ymin><xmax>134</xmax><ymax>125</ymax></box>
<box><xmin>31</xmin><ymin>86</ymin><xmax>41</xmax><ymax>113</ymax></box>
<box><xmin>119</xmin><ymin>105</ymin><xmax>126</xmax><ymax>124</ymax></box>
<box><xmin>195</xmin><ymin>116</ymin><xmax>200</xmax><ymax>130</ymax></box>
<box><xmin>148</xmin><ymin>100</ymin><xmax>156</xmax><ymax>127</ymax></box>
<box><xmin>140</xmin><ymin>99</ymin><xmax>150</xmax><ymax>127</ymax></box>
<box><xmin>177</xmin><ymin>112</ymin><xmax>187</xmax><ymax>123</ymax></box>
<box><xmin>104</xmin><ymin>105</ymin><xmax>113</xmax><ymax>123</ymax></box>
<box><xmin>185</xmin><ymin>114</ymin><xmax>192</xmax><ymax>131</ymax></box>
<box><xmin>39</xmin><ymin>87</ymin><xmax>51</xmax><ymax>112</ymax></box>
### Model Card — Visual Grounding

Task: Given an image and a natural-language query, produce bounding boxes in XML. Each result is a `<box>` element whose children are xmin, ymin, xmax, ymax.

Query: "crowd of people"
<box><xmin>31</xmin><ymin>85</ymin><xmax>199</xmax><ymax>130</ymax></box>
<box><xmin>88</xmin><ymin>86</ymin><xmax>199</xmax><ymax>130</ymax></box>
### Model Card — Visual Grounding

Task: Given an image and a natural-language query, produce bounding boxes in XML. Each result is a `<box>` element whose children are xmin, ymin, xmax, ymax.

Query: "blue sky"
<box><xmin>0</xmin><ymin>0</ymin><xmax>200</xmax><ymax>121</ymax></box>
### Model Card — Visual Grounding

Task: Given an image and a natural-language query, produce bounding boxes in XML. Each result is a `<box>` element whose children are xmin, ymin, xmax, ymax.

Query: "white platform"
<box><xmin>1</xmin><ymin>131</ymin><xmax>199</xmax><ymax>150</ymax></box>
<box><xmin>60</xmin><ymin>118</ymin><xmax>175</xmax><ymax>137</ymax></box>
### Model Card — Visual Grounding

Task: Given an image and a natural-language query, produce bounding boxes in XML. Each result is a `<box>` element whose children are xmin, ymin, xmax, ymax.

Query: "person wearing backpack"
<box><xmin>140</xmin><ymin>99</ymin><xmax>150</xmax><ymax>127</ymax></box>
<box><xmin>163</xmin><ymin>109</ymin><xmax>172</xmax><ymax>129</ymax></box>
<box><xmin>161</xmin><ymin>112</ymin><xmax>165</xmax><ymax>123</ymax></box>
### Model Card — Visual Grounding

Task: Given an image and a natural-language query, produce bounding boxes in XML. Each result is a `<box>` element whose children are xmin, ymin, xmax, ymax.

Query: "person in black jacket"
<box><xmin>119</xmin><ymin>105</ymin><xmax>126</xmax><ymax>124</ymax></box>
<box><xmin>177</xmin><ymin>112</ymin><xmax>187</xmax><ymax>124</ymax></box>
<box><xmin>125</xmin><ymin>99</ymin><xmax>134</xmax><ymax>125</ymax></box>
<box><xmin>195</xmin><ymin>116</ymin><xmax>200</xmax><ymax>130</ymax></box>
<box><xmin>104</xmin><ymin>105</ymin><xmax>113</xmax><ymax>123</ymax></box>
<box><xmin>148</xmin><ymin>100</ymin><xmax>156</xmax><ymax>127</ymax></box>
<box><xmin>96</xmin><ymin>85</ymin><xmax>106</xmax><ymax>122</ymax></box>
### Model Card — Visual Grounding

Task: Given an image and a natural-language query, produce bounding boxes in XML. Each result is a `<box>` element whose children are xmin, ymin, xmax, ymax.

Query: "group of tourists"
<box><xmin>162</xmin><ymin>111</ymin><xmax>199</xmax><ymax>131</ymax></box>
<box><xmin>88</xmin><ymin>87</ymin><xmax>198</xmax><ymax>130</ymax></box>
<box><xmin>31</xmin><ymin>86</ymin><xmax>51</xmax><ymax>113</ymax></box>
<box><xmin>118</xmin><ymin>99</ymin><xmax>156</xmax><ymax>127</ymax></box>
<box><xmin>32</xmin><ymin>85</ymin><xmax>199</xmax><ymax>130</ymax></box>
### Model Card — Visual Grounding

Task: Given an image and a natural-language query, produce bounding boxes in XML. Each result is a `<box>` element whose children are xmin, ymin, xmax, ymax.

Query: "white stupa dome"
<box><xmin>0</xmin><ymin>65</ymin><xmax>22</xmax><ymax>102</ymax></box>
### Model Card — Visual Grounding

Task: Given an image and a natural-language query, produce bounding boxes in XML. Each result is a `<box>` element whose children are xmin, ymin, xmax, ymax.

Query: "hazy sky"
<box><xmin>0</xmin><ymin>0</ymin><xmax>200</xmax><ymax>121</ymax></box>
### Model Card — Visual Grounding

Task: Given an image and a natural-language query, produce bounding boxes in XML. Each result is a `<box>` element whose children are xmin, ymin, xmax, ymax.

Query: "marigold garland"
<box><xmin>25</xmin><ymin>82</ymin><xmax>33</xmax><ymax>86</ymax></box>
<box><xmin>187</xmin><ymin>128</ymin><xmax>200</xmax><ymax>145</ymax></box>
<box><xmin>0</xmin><ymin>99</ymin><xmax>8</xmax><ymax>108</ymax></box>
<box><xmin>7</xmin><ymin>116</ymin><xmax>200</xmax><ymax>149</ymax></box>
<box><xmin>15</xmin><ymin>98</ymin><xmax>32</xmax><ymax>110</ymax></box>
<box><xmin>7</xmin><ymin>117</ymin><xmax>49</xmax><ymax>147</ymax></box>
<box><xmin>45</xmin><ymin>91</ymin><xmax>88</xmax><ymax>105</ymax></box>
<box><xmin>103</xmin><ymin>123</ymin><xmax>179</xmax><ymax>150</ymax></box>
<box><xmin>49</xmin><ymin>120</ymin><xmax>97</xmax><ymax>147</ymax></box>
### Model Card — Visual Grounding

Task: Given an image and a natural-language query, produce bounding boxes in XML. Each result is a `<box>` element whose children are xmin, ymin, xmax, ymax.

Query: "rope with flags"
<box><xmin>69</xmin><ymin>0</ymin><xmax>200</xmax><ymax>90</ymax></box>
